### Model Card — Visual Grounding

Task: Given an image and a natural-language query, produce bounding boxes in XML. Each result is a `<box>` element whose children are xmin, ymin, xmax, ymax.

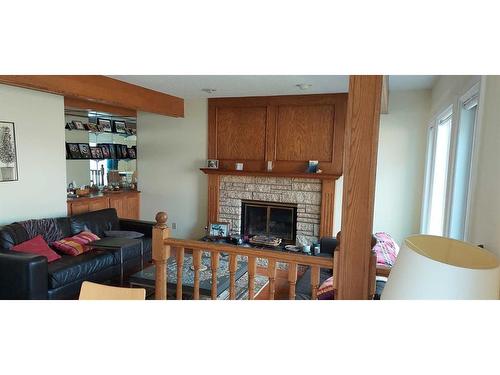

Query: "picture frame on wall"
<box><xmin>113</xmin><ymin>120</ymin><xmax>127</xmax><ymax>134</ymax></box>
<box><xmin>90</xmin><ymin>147</ymin><xmax>104</xmax><ymax>159</ymax></box>
<box><xmin>100</xmin><ymin>144</ymin><xmax>111</xmax><ymax>159</ymax></box>
<box><xmin>67</xmin><ymin>143</ymin><xmax>81</xmax><ymax>159</ymax></box>
<box><xmin>72</xmin><ymin>120</ymin><xmax>86</xmax><ymax>131</ymax></box>
<box><xmin>120</xmin><ymin>144</ymin><xmax>128</xmax><ymax>158</ymax></box>
<box><xmin>86</xmin><ymin>123</ymin><xmax>99</xmax><ymax>132</ymax></box>
<box><xmin>78</xmin><ymin>143</ymin><xmax>91</xmax><ymax>159</ymax></box>
<box><xmin>127</xmin><ymin>147</ymin><xmax>137</xmax><ymax>159</ymax></box>
<box><xmin>108</xmin><ymin>143</ymin><xmax>117</xmax><ymax>159</ymax></box>
<box><xmin>209</xmin><ymin>222</ymin><xmax>230</xmax><ymax>238</ymax></box>
<box><xmin>97</xmin><ymin>118</ymin><xmax>113</xmax><ymax>132</ymax></box>
<box><xmin>0</xmin><ymin>121</ymin><xmax>19</xmax><ymax>182</ymax></box>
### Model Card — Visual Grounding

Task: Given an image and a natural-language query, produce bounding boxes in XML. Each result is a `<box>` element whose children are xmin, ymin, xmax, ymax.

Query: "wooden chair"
<box><xmin>79</xmin><ymin>281</ymin><xmax>146</xmax><ymax>300</ymax></box>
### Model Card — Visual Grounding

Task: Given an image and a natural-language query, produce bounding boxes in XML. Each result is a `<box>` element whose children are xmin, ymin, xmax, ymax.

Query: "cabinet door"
<box><xmin>69</xmin><ymin>202</ymin><xmax>89</xmax><ymax>215</ymax></box>
<box><xmin>109</xmin><ymin>196</ymin><xmax>126</xmax><ymax>218</ymax></box>
<box><xmin>213</xmin><ymin>105</ymin><xmax>269</xmax><ymax>170</ymax></box>
<box><xmin>125</xmin><ymin>194</ymin><xmax>140</xmax><ymax>220</ymax></box>
<box><xmin>89</xmin><ymin>198</ymin><xmax>109</xmax><ymax>212</ymax></box>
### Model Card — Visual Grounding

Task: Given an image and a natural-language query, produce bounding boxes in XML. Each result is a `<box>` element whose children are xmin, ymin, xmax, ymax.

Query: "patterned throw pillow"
<box><xmin>51</xmin><ymin>231</ymin><xmax>100</xmax><ymax>256</ymax></box>
<box><xmin>317</xmin><ymin>276</ymin><xmax>335</xmax><ymax>300</ymax></box>
<box><xmin>372</xmin><ymin>232</ymin><xmax>399</xmax><ymax>267</ymax></box>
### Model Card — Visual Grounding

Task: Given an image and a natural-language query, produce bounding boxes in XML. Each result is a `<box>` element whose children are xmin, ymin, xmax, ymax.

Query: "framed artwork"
<box><xmin>207</xmin><ymin>159</ymin><xmax>219</xmax><ymax>169</ymax></box>
<box><xmin>108</xmin><ymin>143</ymin><xmax>117</xmax><ymax>159</ymax></box>
<box><xmin>0</xmin><ymin>121</ymin><xmax>18</xmax><ymax>182</ymax></box>
<box><xmin>90</xmin><ymin>147</ymin><xmax>103</xmax><ymax>159</ymax></box>
<box><xmin>67</xmin><ymin>143</ymin><xmax>81</xmax><ymax>159</ymax></box>
<box><xmin>100</xmin><ymin>144</ymin><xmax>111</xmax><ymax>159</ymax></box>
<box><xmin>72</xmin><ymin>120</ymin><xmax>86</xmax><ymax>131</ymax></box>
<box><xmin>97</xmin><ymin>118</ymin><xmax>112</xmax><ymax>132</ymax></box>
<box><xmin>307</xmin><ymin>160</ymin><xmax>319</xmax><ymax>173</ymax></box>
<box><xmin>113</xmin><ymin>120</ymin><xmax>127</xmax><ymax>134</ymax></box>
<box><xmin>78</xmin><ymin>143</ymin><xmax>91</xmax><ymax>159</ymax></box>
<box><xmin>127</xmin><ymin>147</ymin><xmax>136</xmax><ymax>159</ymax></box>
<box><xmin>66</xmin><ymin>122</ymin><xmax>76</xmax><ymax>130</ymax></box>
<box><xmin>86</xmin><ymin>123</ymin><xmax>99</xmax><ymax>132</ymax></box>
<box><xmin>120</xmin><ymin>144</ymin><xmax>128</xmax><ymax>158</ymax></box>
<box><xmin>209</xmin><ymin>222</ymin><xmax>230</xmax><ymax>238</ymax></box>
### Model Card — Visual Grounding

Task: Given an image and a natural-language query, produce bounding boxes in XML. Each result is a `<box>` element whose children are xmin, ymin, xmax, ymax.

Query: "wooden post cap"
<box><xmin>155</xmin><ymin>212</ymin><xmax>168</xmax><ymax>228</ymax></box>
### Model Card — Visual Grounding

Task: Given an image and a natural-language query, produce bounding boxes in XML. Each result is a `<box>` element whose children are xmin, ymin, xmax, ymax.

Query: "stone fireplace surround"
<box><xmin>218</xmin><ymin>175</ymin><xmax>322</xmax><ymax>246</ymax></box>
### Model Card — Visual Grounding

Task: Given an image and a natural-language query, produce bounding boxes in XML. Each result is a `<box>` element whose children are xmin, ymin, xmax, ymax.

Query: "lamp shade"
<box><xmin>381</xmin><ymin>235</ymin><xmax>500</xmax><ymax>299</ymax></box>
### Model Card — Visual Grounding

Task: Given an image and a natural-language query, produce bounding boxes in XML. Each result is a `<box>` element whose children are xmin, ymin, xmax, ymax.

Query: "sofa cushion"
<box><xmin>70</xmin><ymin>208</ymin><xmax>120</xmax><ymax>238</ymax></box>
<box><xmin>0</xmin><ymin>223</ymin><xmax>30</xmax><ymax>249</ymax></box>
<box><xmin>12</xmin><ymin>235</ymin><xmax>61</xmax><ymax>263</ymax></box>
<box><xmin>52</xmin><ymin>231</ymin><xmax>100</xmax><ymax>256</ymax></box>
<box><xmin>317</xmin><ymin>276</ymin><xmax>335</xmax><ymax>300</ymax></box>
<box><xmin>47</xmin><ymin>250</ymin><xmax>115</xmax><ymax>289</ymax></box>
<box><xmin>295</xmin><ymin>266</ymin><xmax>332</xmax><ymax>300</ymax></box>
<box><xmin>18</xmin><ymin>217</ymin><xmax>71</xmax><ymax>245</ymax></box>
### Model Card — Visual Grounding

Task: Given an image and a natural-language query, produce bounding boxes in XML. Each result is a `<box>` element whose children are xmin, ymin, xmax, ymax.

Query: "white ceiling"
<box><xmin>110</xmin><ymin>75</ymin><xmax>436</xmax><ymax>99</ymax></box>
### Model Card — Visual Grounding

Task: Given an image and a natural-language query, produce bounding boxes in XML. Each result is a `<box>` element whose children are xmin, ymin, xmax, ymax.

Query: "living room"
<box><xmin>1</xmin><ymin>2</ymin><xmax>499</xmax><ymax>374</ymax></box>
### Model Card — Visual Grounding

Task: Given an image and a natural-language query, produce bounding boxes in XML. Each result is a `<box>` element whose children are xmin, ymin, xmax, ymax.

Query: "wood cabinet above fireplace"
<box><xmin>208</xmin><ymin>94</ymin><xmax>347</xmax><ymax>175</ymax></box>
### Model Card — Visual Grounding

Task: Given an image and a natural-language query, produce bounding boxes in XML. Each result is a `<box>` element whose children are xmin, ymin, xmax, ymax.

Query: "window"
<box><xmin>421</xmin><ymin>84</ymin><xmax>480</xmax><ymax>240</ymax></box>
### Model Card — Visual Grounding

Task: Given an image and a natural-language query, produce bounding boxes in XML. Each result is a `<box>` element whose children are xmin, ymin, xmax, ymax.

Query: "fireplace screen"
<box><xmin>241</xmin><ymin>200</ymin><xmax>297</xmax><ymax>243</ymax></box>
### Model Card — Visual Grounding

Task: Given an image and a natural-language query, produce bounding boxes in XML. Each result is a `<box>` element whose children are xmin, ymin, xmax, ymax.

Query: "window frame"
<box><xmin>420</xmin><ymin>80</ymin><xmax>483</xmax><ymax>240</ymax></box>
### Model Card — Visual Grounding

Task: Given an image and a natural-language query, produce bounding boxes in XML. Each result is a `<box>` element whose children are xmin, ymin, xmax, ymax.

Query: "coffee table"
<box><xmin>129</xmin><ymin>253</ymin><xmax>249</xmax><ymax>299</ymax></box>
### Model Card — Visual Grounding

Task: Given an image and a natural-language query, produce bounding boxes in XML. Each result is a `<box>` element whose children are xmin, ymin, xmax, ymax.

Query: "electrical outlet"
<box><xmin>172</xmin><ymin>222</ymin><xmax>177</xmax><ymax>230</ymax></box>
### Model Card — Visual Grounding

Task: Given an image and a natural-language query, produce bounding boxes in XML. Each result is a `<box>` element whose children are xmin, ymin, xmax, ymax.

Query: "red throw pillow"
<box><xmin>12</xmin><ymin>234</ymin><xmax>61</xmax><ymax>262</ymax></box>
<box><xmin>317</xmin><ymin>276</ymin><xmax>335</xmax><ymax>300</ymax></box>
<box><xmin>52</xmin><ymin>231</ymin><xmax>100</xmax><ymax>256</ymax></box>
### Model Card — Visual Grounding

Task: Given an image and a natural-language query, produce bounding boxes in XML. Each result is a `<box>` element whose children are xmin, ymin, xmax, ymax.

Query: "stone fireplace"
<box><xmin>218</xmin><ymin>175</ymin><xmax>322</xmax><ymax>245</ymax></box>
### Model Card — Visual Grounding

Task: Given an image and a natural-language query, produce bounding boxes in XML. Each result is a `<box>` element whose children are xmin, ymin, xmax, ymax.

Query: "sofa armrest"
<box><xmin>118</xmin><ymin>219</ymin><xmax>155</xmax><ymax>238</ymax></box>
<box><xmin>0</xmin><ymin>251</ymin><xmax>48</xmax><ymax>299</ymax></box>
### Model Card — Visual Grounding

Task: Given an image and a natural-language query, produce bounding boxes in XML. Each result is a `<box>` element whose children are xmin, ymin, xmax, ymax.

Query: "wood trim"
<box><xmin>381</xmin><ymin>76</ymin><xmax>389</xmax><ymax>114</ymax></box>
<box><xmin>200</xmin><ymin>168</ymin><xmax>339</xmax><ymax>181</ymax></box>
<box><xmin>337</xmin><ymin>75</ymin><xmax>382</xmax><ymax>300</ymax></box>
<box><xmin>0</xmin><ymin>75</ymin><xmax>184</xmax><ymax>117</ymax></box>
<box><xmin>64</xmin><ymin>97</ymin><xmax>137</xmax><ymax>117</ymax></box>
<box><xmin>207</xmin><ymin>174</ymin><xmax>220</xmax><ymax>224</ymax></box>
<box><xmin>319</xmin><ymin>179</ymin><xmax>335</xmax><ymax>237</ymax></box>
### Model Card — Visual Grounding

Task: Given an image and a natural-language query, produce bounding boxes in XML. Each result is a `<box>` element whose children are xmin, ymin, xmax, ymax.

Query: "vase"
<box><xmin>1</xmin><ymin>166</ymin><xmax>14</xmax><ymax>181</ymax></box>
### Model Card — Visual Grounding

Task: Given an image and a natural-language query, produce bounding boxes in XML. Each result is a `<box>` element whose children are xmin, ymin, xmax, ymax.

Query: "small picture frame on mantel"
<box><xmin>207</xmin><ymin>159</ymin><xmax>219</xmax><ymax>169</ymax></box>
<box><xmin>209</xmin><ymin>222</ymin><xmax>230</xmax><ymax>238</ymax></box>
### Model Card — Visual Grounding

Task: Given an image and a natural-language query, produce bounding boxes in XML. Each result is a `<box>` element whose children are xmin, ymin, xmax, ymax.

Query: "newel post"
<box><xmin>152</xmin><ymin>212</ymin><xmax>171</xmax><ymax>300</ymax></box>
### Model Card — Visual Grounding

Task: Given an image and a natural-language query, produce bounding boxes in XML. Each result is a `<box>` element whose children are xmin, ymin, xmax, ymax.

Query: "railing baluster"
<box><xmin>211</xmin><ymin>251</ymin><xmax>220</xmax><ymax>300</ymax></box>
<box><xmin>267</xmin><ymin>259</ymin><xmax>277</xmax><ymax>300</ymax></box>
<box><xmin>176</xmin><ymin>247</ymin><xmax>185</xmax><ymax>300</ymax></box>
<box><xmin>288</xmin><ymin>263</ymin><xmax>298</xmax><ymax>300</ymax></box>
<box><xmin>193</xmin><ymin>249</ymin><xmax>202</xmax><ymax>300</ymax></box>
<box><xmin>248</xmin><ymin>256</ymin><xmax>256</xmax><ymax>300</ymax></box>
<box><xmin>229</xmin><ymin>254</ymin><xmax>237</xmax><ymax>300</ymax></box>
<box><xmin>310</xmin><ymin>265</ymin><xmax>320</xmax><ymax>300</ymax></box>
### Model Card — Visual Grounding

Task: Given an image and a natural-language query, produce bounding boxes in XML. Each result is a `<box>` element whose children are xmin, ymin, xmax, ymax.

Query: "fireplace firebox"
<box><xmin>241</xmin><ymin>200</ymin><xmax>297</xmax><ymax>244</ymax></box>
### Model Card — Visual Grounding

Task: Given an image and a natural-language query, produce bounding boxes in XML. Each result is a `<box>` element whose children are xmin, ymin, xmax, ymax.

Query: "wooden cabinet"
<box><xmin>67</xmin><ymin>192</ymin><xmax>140</xmax><ymax>219</ymax></box>
<box><xmin>208</xmin><ymin>94</ymin><xmax>347</xmax><ymax>175</ymax></box>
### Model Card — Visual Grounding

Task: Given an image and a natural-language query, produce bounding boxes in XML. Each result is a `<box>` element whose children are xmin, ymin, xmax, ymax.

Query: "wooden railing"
<box><xmin>151</xmin><ymin>212</ymin><xmax>338</xmax><ymax>300</ymax></box>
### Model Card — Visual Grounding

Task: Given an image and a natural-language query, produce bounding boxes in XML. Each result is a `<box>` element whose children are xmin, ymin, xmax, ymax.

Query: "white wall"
<box><xmin>468</xmin><ymin>76</ymin><xmax>500</xmax><ymax>255</ymax></box>
<box><xmin>0</xmin><ymin>84</ymin><xmax>67</xmax><ymax>224</ymax></box>
<box><xmin>137</xmin><ymin>99</ymin><xmax>208</xmax><ymax>239</ymax></box>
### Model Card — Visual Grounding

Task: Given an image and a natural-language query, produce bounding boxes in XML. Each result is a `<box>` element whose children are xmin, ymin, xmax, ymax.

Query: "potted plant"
<box><xmin>0</xmin><ymin>126</ymin><xmax>16</xmax><ymax>181</ymax></box>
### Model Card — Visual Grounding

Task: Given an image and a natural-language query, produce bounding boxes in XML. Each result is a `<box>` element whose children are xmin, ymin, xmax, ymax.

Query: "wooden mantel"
<box><xmin>0</xmin><ymin>75</ymin><xmax>184</xmax><ymax>117</ymax></box>
<box><xmin>200</xmin><ymin>168</ymin><xmax>340</xmax><ymax>180</ymax></box>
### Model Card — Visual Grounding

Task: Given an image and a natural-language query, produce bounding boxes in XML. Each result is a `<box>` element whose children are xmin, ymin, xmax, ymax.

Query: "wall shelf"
<box><xmin>200</xmin><ymin>168</ymin><xmax>340</xmax><ymax>180</ymax></box>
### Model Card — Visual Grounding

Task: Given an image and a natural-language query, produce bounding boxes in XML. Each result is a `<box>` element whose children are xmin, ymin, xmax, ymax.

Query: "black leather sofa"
<box><xmin>0</xmin><ymin>208</ymin><xmax>154</xmax><ymax>300</ymax></box>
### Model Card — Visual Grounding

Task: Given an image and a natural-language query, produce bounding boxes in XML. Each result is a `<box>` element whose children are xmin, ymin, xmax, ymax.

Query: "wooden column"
<box><xmin>207</xmin><ymin>174</ymin><xmax>220</xmax><ymax>225</ymax></box>
<box><xmin>319</xmin><ymin>179</ymin><xmax>335</xmax><ymax>237</ymax></box>
<box><xmin>337</xmin><ymin>76</ymin><xmax>382</xmax><ymax>300</ymax></box>
<box><xmin>152</xmin><ymin>212</ymin><xmax>171</xmax><ymax>300</ymax></box>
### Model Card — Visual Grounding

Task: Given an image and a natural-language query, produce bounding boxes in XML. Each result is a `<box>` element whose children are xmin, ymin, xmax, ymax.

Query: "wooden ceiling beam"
<box><xmin>64</xmin><ymin>97</ymin><xmax>137</xmax><ymax>117</ymax></box>
<box><xmin>0</xmin><ymin>75</ymin><xmax>184</xmax><ymax>117</ymax></box>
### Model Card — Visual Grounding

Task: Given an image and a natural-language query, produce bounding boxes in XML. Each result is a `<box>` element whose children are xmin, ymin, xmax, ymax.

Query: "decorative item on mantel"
<box><xmin>0</xmin><ymin>122</ymin><xmax>18</xmax><ymax>182</ymax></box>
<box><xmin>207</xmin><ymin>159</ymin><xmax>219</xmax><ymax>169</ymax></box>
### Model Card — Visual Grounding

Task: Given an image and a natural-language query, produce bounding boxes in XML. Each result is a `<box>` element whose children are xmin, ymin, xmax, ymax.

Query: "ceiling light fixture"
<box><xmin>201</xmin><ymin>88</ymin><xmax>217</xmax><ymax>94</ymax></box>
<box><xmin>296</xmin><ymin>83</ymin><xmax>312</xmax><ymax>90</ymax></box>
